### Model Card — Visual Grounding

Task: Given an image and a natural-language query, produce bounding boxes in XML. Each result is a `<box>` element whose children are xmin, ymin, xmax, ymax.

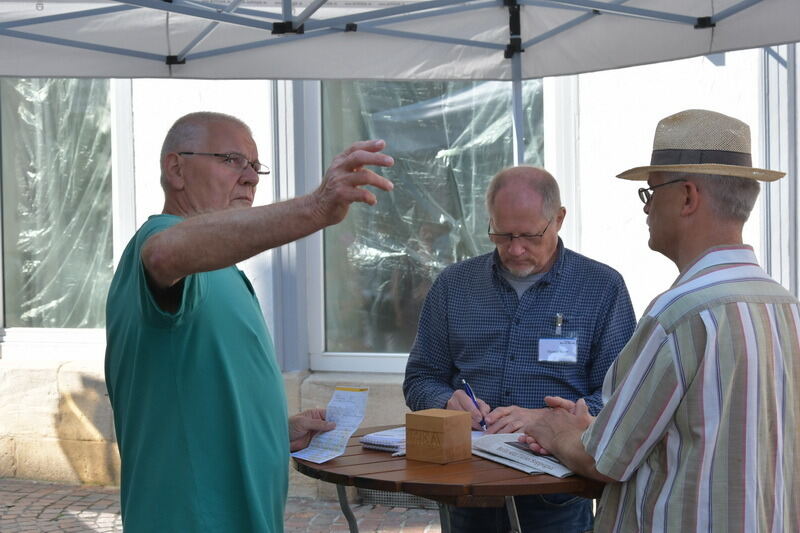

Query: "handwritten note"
<box><xmin>291</xmin><ymin>386</ymin><xmax>368</xmax><ymax>464</ymax></box>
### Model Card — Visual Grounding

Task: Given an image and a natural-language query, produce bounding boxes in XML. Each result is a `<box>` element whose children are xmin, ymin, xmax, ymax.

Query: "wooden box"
<box><xmin>405</xmin><ymin>409</ymin><xmax>471</xmax><ymax>464</ymax></box>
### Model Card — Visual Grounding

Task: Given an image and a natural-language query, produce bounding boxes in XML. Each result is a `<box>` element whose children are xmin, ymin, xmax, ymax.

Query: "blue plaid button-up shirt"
<box><xmin>403</xmin><ymin>239</ymin><xmax>636</xmax><ymax>415</ymax></box>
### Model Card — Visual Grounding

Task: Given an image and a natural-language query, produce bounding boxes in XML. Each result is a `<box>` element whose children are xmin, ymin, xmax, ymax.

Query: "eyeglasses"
<box><xmin>638</xmin><ymin>178</ymin><xmax>687</xmax><ymax>204</ymax></box>
<box><xmin>488</xmin><ymin>218</ymin><xmax>552</xmax><ymax>245</ymax></box>
<box><xmin>178</xmin><ymin>151</ymin><xmax>270</xmax><ymax>175</ymax></box>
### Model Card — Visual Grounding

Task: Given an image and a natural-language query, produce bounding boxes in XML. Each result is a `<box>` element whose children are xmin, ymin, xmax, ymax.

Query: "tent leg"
<box><xmin>511</xmin><ymin>49</ymin><xmax>525</xmax><ymax>165</ymax></box>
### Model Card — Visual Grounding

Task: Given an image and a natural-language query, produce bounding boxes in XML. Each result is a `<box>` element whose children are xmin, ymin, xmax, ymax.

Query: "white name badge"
<box><xmin>538</xmin><ymin>338</ymin><xmax>578</xmax><ymax>363</ymax></box>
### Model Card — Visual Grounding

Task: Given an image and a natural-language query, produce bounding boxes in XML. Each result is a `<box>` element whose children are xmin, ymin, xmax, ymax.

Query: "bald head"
<box><xmin>486</xmin><ymin>166</ymin><xmax>562</xmax><ymax>219</ymax></box>
<box><xmin>160</xmin><ymin>111</ymin><xmax>252</xmax><ymax>186</ymax></box>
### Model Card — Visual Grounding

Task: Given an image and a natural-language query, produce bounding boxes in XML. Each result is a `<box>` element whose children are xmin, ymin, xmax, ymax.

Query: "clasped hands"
<box><xmin>447</xmin><ymin>390</ymin><xmax>594</xmax><ymax>455</ymax></box>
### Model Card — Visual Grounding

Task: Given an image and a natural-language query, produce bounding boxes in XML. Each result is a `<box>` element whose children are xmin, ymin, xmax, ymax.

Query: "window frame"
<box><xmin>301</xmin><ymin>76</ymin><xmax>580</xmax><ymax>373</ymax></box>
<box><xmin>762</xmin><ymin>44</ymin><xmax>799</xmax><ymax>295</ymax></box>
<box><xmin>0</xmin><ymin>79</ymin><xmax>134</xmax><ymax>360</ymax></box>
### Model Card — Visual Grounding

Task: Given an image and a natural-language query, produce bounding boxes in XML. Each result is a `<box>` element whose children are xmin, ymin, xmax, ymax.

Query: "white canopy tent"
<box><xmin>2</xmin><ymin>0</ymin><xmax>799</xmax><ymax>162</ymax></box>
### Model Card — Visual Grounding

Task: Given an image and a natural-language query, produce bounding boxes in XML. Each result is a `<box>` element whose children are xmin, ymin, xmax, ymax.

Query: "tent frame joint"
<box><xmin>504</xmin><ymin>37</ymin><xmax>522</xmax><ymax>58</ymax></box>
<box><xmin>345</xmin><ymin>22</ymin><xmax>357</xmax><ymax>32</ymax></box>
<box><xmin>165</xmin><ymin>54</ymin><xmax>185</xmax><ymax>65</ymax></box>
<box><xmin>694</xmin><ymin>16</ymin><xmax>716</xmax><ymax>29</ymax></box>
<box><xmin>272</xmin><ymin>22</ymin><xmax>305</xmax><ymax>34</ymax></box>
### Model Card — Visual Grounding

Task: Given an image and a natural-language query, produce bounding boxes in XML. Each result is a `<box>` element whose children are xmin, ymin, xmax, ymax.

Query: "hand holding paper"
<box><xmin>289</xmin><ymin>409</ymin><xmax>335</xmax><ymax>452</ymax></box>
<box><xmin>291</xmin><ymin>386</ymin><xmax>368</xmax><ymax>464</ymax></box>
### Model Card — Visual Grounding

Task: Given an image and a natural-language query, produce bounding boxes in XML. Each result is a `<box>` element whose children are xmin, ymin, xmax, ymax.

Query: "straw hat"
<box><xmin>617</xmin><ymin>109</ymin><xmax>785</xmax><ymax>182</ymax></box>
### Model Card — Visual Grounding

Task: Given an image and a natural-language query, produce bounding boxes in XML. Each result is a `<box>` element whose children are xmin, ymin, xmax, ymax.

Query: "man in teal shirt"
<box><xmin>105</xmin><ymin>112</ymin><xmax>394</xmax><ymax>532</ymax></box>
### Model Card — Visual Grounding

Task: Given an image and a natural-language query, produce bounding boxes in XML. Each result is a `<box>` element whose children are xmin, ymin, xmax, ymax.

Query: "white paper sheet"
<box><xmin>291</xmin><ymin>386</ymin><xmax>368</xmax><ymax>464</ymax></box>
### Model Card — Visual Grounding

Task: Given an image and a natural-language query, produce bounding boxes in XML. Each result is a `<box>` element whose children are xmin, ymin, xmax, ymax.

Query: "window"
<box><xmin>1</xmin><ymin>78</ymin><xmax>113</xmax><ymax>328</ymax></box>
<box><xmin>321</xmin><ymin>80</ymin><xmax>544</xmax><ymax>354</ymax></box>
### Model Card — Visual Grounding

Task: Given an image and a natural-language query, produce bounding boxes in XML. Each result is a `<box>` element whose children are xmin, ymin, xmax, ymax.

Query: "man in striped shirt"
<box><xmin>520</xmin><ymin>109</ymin><xmax>800</xmax><ymax>532</ymax></box>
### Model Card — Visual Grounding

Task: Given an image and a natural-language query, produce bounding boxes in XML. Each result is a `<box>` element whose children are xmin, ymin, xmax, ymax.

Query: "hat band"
<box><xmin>650</xmin><ymin>149</ymin><xmax>752</xmax><ymax>167</ymax></box>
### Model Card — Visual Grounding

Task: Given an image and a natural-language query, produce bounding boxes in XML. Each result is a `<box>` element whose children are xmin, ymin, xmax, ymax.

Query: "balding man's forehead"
<box><xmin>498</xmin><ymin>166</ymin><xmax>551</xmax><ymax>180</ymax></box>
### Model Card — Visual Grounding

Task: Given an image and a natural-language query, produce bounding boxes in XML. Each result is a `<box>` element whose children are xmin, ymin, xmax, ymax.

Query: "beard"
<box><xmin>504</xmin><ymin>262</ymin><xmax>539</xmax><ymax>278</ymax></box>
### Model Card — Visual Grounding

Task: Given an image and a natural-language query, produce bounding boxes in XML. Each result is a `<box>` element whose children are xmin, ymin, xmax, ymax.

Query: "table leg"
<box><xmin>437</xmin><ymin>503</ymin><xmax>452</xmax><ymax>533</ymax></box>
<box><xmin>335</xmin><ymin>484</ymin><xmax>359</xmax><ymax>533</ymax></box>
<box><xmin>505</xmin><ymin>496</ymin><xmax>522</xmax><ymax>533</ymax></box>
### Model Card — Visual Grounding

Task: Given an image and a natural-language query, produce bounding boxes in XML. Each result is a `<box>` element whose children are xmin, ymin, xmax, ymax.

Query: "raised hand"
<box><xmin>310</xmin><ymin>140</ymin><xmax>394</xmax><ymax>227</ymax></box>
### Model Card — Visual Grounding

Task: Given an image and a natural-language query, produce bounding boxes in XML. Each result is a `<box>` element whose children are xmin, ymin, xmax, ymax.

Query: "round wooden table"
<box><xmin>293</xmin><ymin>426</ymin><xmax>605</xmax><ymax>532</ymax></box>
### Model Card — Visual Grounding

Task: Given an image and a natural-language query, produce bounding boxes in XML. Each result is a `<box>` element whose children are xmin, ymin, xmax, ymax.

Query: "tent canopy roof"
<box><xmin>1</xmin><ymin>0</ymin><xmax>799</xmax><ymax>80</ymax></box>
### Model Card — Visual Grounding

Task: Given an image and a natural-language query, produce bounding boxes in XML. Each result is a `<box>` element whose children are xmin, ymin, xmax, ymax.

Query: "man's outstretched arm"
<box><xmin>143</xmin><ymin>140</ymin><xmax>394</xmax><ymax>289</ymax></box>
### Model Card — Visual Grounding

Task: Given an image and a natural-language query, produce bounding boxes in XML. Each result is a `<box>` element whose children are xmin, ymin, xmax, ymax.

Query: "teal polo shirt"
<box><xmin>105</xmin><ymin>214</ymin><xmax>289</xmax><ymax>532</ymax></box>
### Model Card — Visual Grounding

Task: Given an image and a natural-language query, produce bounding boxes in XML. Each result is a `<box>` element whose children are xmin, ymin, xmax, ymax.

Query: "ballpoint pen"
<box><xmin>461</xmin><ymin>378</ymin><xmax>487</xmax><ymax>431</ymax></box>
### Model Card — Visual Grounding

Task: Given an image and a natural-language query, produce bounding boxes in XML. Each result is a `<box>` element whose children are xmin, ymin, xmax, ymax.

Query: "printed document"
<box><xmin>472</xmin><ymin>433</ymin><xmax>573</xmax><ymax>477</ymax></box>
<box><xmin>291</xmin><ymin>386</ymin><xmax>368</xmax><ymax>464</ymax></box>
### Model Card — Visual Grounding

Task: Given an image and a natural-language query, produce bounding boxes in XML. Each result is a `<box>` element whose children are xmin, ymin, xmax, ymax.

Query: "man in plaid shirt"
<box><xmin>404</xmin><ymin>166</ymin><xmax>636</xmax><ymax>533</ymax></box>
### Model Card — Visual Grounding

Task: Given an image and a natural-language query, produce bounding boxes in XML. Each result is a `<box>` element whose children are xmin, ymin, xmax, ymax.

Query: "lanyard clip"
<box><xmin>555</xmin><ymin>313</ymin><xmax>563</xmax><ymax>335</ymax></box>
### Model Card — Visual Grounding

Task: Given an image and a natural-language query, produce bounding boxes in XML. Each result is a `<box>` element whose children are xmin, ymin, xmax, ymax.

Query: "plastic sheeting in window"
<box><xmin>1</xmin><ymin>78</ymin><xmax>113</xmax><ymax>328</ymax></box>
<box><xmin>322</xmin><ymin>80</ymin><xmax>543</xmax><ymax>354</ymax></box>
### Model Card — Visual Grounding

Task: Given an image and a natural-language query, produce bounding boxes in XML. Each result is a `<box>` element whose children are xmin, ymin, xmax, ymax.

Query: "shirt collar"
<box><xmin>676</xmin><ymin>244</ymin><xmax>758</xmax><ymax>285</ymax></box>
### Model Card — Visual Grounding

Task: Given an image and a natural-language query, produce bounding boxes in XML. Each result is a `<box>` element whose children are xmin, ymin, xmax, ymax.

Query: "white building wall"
<box><xmin>576</xmin><ymin>50</ymin><xmax>763</xmax><ymax>316</ymax></box>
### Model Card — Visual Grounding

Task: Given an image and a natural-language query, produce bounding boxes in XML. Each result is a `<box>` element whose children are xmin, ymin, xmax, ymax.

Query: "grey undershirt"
<box><xmin>499</xmin><ymin>267</ymin><xmax>547</xmax><ymax>297</ymax></box>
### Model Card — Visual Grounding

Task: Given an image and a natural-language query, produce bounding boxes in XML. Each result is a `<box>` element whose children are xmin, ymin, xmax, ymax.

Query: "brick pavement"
<box><xmin>0</xmin><ymin>478</ymin><xmax>442</xmax><ymax>532</ymax></box>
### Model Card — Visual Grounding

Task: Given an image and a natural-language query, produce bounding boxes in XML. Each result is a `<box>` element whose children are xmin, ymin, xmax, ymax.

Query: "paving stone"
<box><xmin>0</xmin><ymin>479</ymin><xmax>442</xmax><ymax>532</ymax></box>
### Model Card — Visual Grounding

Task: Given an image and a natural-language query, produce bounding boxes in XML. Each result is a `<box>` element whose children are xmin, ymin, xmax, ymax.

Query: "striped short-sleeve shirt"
<box><xmin>582</xmin><ymin>245</ymin><xmax>800</xmax><ymax>533</ymax></box>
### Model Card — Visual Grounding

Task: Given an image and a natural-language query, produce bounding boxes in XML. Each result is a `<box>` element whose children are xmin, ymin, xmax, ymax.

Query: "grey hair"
<box><xmin>660</xmin><ymin>171</ymin><xmax>761</xmax><ymax>222</ymax></box>
<box><xmin>159</xmin><ymin>111</ymin><xmax>252</xmax><ymax>185</ymax></box>
<box><xmin>486</xmin><ymin>166</ymin><xmax>562</xmax><ymax>219</ymax></box>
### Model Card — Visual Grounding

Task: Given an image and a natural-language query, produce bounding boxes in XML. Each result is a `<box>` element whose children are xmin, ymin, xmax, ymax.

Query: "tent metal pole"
<box><xmin>113</xmin><ymin>0</ymin><xmax>271</xmax><ymax>30</ymax></box>
<box><xmin>304</xmin><ymin>0</ymin><xmax>464</xmax><ymax>30</ymax></box>
<box><xmin>540</xmin><ymin>0</ymin><xmax>695</xmax><ymax>25</ymax></box>
<box><xmin>787</xmin><ymin>43</ymin><xmax>797</xmax><ymax>296</ymax></box>
<box><xmin>295</xmin><ymin>0</ymin><xmax>329</xmax><ymax>25</ymax></box>
<box><xmin>1</xmin><ymin>5</ymin><xmax>135</xmax><ymax>29</ymax></box>
<box><xmin>512</xmin><ymin>53</ymin><xmax>525</xmax><ymax>165</ymax></box>
<box><xmin>506</xmin><ymin>0</ymin><xmax>524</xmax><ymax>165</ymax></box>
<box><xmin>358</xmin><ymin>1</ymin><xmax>495</xmax><ymax>30</ymax></box>
<box><xmin>523</xmin><ymin>0</ymin><xmax>628</xmax><ymax>49</ymax></box>
<box><xmin>282</xmin><ymin>0</ymin><xmax>292</xmax><ymax>22</ymax></box>
<box><xmin>713</xmin><ymin>0</ymin><xmax>763</xmax><ymax>23</ymax></box>
<box><xmin>178</xmin><ymin>0</ymin><xmax>244</xmax><ymax>60</ymax></box>
<box><xmin>0</xmin><ymin>27</ymin><xmax>162</xmax><ymax>61</ymax></box>
<box><xmin>356</xmin><ymin>27</ymin><xmax>503</xmax><ymax>50</ymax></box>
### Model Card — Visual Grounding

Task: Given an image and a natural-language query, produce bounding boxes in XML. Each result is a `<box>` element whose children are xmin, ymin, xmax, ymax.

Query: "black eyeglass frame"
<box><xmin>178</xmin><ymin>151</ymin><xmax>271</xmax><ymax>175</ymax></box>
<box><xmin>487</xmin><ymin>218</ymin><xmax>553</xmax><ymax>245</ymax></box>
<box><xmin>638</xmin><ymin>178</ymin><xmax>687</xmax><ymax>205</ymax></box>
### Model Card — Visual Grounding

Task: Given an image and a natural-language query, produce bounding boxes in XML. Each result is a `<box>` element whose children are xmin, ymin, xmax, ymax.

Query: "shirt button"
<box><xmin>510</xmin><ymin>356</ymin><xmax>516</xmax><ymax>361</ymax></box>
<box><xmin>504</xmin><ymin>390</ymin><xmax>511</xmax><ymax>396</ymax></box>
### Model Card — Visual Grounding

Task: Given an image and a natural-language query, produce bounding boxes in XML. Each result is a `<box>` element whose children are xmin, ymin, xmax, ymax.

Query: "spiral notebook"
<box><xmin>359</xmin><ymin>427</ymin><xmax>406</xmax><ymax>454</ymax></box>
